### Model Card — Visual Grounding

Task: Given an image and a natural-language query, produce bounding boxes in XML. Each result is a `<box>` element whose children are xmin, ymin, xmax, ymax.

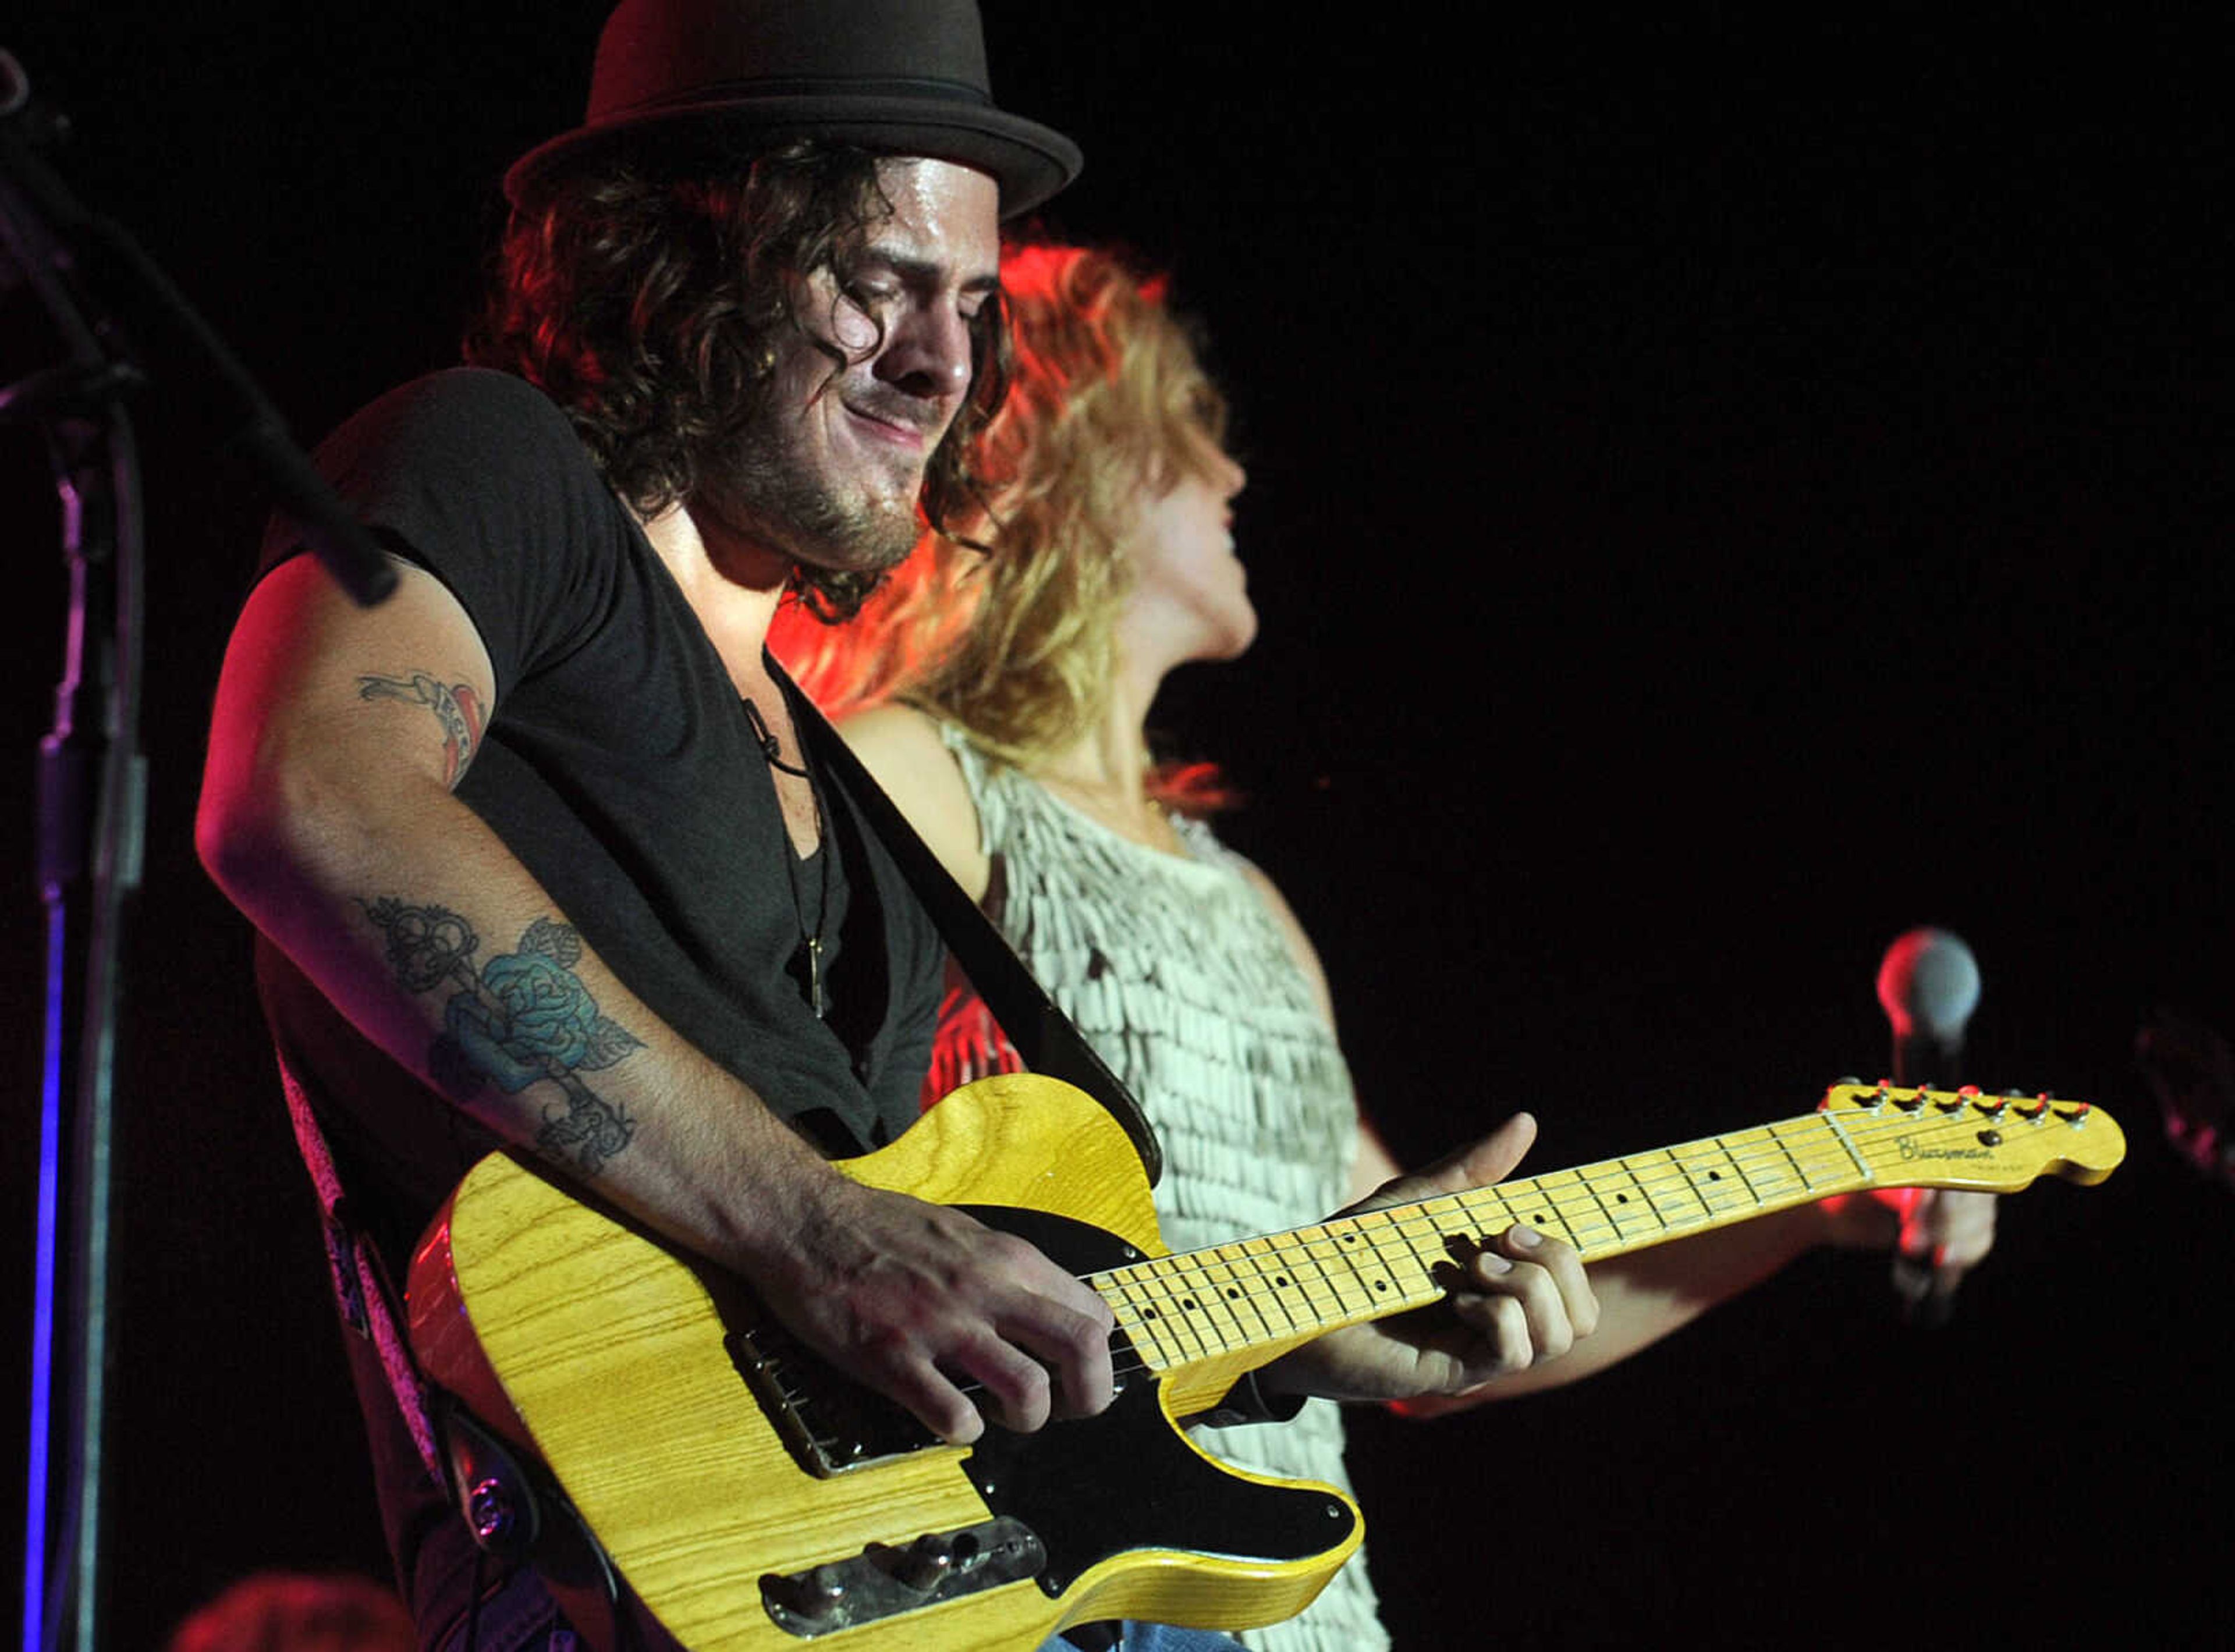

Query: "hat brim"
<box><xmin>504</xmin><ymin>94</ymin><xmax>1081</xmax><ymax>218</ymax></box>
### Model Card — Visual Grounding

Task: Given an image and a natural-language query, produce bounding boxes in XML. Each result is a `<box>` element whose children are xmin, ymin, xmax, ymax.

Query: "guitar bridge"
<box><xmin>760</xmin><ymin>1516</ymin><xmax>1046</xmax><ymax>1636</ymax></box>
<box><xmin>725</xmin><ymin>1323</ymin><xmax>945</xmax><ymax>1477</ymax></box>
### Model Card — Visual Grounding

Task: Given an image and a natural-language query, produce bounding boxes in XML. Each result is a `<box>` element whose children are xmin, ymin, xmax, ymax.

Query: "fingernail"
<box><xmin>1478</xmin><ymin>1252</ymin><xmax>1515</xmax><ymax>1275</ymax></box>
<box><xmin>1509</xmin><ymin>1225</ymin><xmax>1542</xmax><ymax>1250</ymax></box>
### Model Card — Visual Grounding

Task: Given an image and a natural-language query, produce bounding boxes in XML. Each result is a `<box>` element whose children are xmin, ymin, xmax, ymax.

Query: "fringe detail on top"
<box><xmin>936</xmin><ymin>731</ymin><xmax>1389</xmax><ymax>1652</ymax></box>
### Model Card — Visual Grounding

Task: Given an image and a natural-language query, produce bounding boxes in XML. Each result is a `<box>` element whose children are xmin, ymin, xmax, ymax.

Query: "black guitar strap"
<box><xmin>792</xmin><ymin>690</ymin><xmax>1165</xmax><ymax>1188</ymax></box>
<box><xmin>275</xmin><ymin>1046</ymin><xmax>446</xmax><ymax>1487</ymax></box>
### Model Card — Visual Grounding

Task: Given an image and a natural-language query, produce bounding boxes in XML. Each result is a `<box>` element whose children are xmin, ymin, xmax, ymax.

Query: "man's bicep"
<box><xmin>207</xmin><ymin>553</ymin><xmax>499</xmax><ymax>804</ymax></box>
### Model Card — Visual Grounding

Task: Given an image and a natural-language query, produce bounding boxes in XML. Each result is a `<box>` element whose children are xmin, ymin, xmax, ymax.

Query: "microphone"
<box><xmin>1876</xmin><ymin>926</ymin><xmax>1981</xmax><ymax>1325</ymax></box>
<box><xmin>1876</xmin><ymin>926</ymin><xmax>1981</xmax><ymax>1088</ymax></box>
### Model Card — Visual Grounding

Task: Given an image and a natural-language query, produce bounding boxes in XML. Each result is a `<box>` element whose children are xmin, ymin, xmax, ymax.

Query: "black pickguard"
<box><xmin>956</xmin><ymin>1206</ymin><xmax>1357</xmax><ymax>1597</ymax></box>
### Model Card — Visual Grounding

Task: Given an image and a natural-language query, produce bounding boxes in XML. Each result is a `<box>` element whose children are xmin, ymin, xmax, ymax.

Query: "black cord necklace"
<box><xmin>744</xmin><ymin>696</ymin><xmax>830</xmax><ymax>1017</ymax></box>
<box><xmin>743</xmin><ymin>695</ymin><xmax>813</xmax><ymax>777</ymax></box>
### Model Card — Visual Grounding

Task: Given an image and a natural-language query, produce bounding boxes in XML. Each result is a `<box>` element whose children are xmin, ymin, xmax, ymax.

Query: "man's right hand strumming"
<box><xmin>751</xmin><ymin>1172</ymin><xmax>1118</xmax><ymax>1444</ymax></box>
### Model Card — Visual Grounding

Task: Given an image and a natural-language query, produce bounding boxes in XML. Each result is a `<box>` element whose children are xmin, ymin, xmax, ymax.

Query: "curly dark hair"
<box><xmin>466</xmin><ymin>139</ymin><xmax>1009</xmax><ymax>619</ymax></box>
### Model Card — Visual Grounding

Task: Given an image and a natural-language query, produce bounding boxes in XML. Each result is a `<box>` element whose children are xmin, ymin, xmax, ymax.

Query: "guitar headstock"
<box><xmin>1818</xmin><ymin>1080</ymin><xmax>2127</xmax><ymax>1192</ymax></box>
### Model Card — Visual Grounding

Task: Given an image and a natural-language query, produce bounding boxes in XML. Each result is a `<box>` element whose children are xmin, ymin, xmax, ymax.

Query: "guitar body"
<box><xmin>408</xmin><ymin>1074</ymin><xmax>1361</xmax><ymax>1650</ymax></box>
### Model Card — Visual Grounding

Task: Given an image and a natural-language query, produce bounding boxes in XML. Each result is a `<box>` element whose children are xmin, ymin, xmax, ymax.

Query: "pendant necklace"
<box><xmin>744</xmin><ymin>696</ymin><xmax>831</xmax><ymax>1018</ymax></box>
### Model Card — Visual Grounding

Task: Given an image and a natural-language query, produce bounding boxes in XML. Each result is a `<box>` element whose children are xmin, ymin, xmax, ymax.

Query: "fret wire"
<box><xmin>1381</xmin><ymin>1208</ymin><xmax>1450</xmax><ymax>1295</ymax></box>
<box><xmin>1569</xmin><ymin>1166</ymin><xmax>1623</xmax><ymax>1239</ymax></box>
<box><xmin>1758</xmin><ymin>1128</ymin><xmax>1814</xmax><ymax>1197</ymax></box>
<box><xmin>1258</xmin><ymin>1228</ymin><xmax>1361</xmax><ymax>1325</ymax></box>
<box><xmin>1583</xmin><ymin>1158</ymin><xmax>1665</xmax><ymax>1240</ymax></box>
<box><xmin>1507</xmin><ymin>1173</ymin><xmax>1602</xmax><ymax>1246</ymax></box>
<box><xmin>1482</xmin><ymin>1174</ymin><xmax>1578</xmax><ymax>1245</ymax></box>
<box><xmin>1100</xmin><ymin>1279</ymin><xmax>1179</xmax><ymax>1368</ymax></box>
<box><xmin>1449</xmin><ymin>1186</ymin><xmax>1514</xmax><ymax>1241</ymax></box>
<box><xmin>1166</xmin><ymin>1245</ymin><xmax>1252</xmax><ymax>1356</ymax></box>
<box><xmin>1126</xmin><ymin>1267</ymin><xmax>1216</xmax><ymax>1363</ymax></box>
<box><xmin>1761</xmin><ymin>1122</ymin><xmax>1832</xmax><ymax>1198</ymax></box>
<box><xmin>1301</xmin><ymin>1239</ymin><xmax>1379</xmax><ymax>1318</ymax></box>
<box><xmin>1410</xmin><ymin>1187</ymin><xmax>1530</xmax><ymax>1265</ymax></box>
<box><xmin>1791</xmin><ymin>1114</ymin><xmax>1867</xmax><ymax>1180</ymax></box>
<box><xmin>1153</xmin><ymin>1260</ymin><xmax>1243</xmax><ymax>1359</ymax></box>
<box><xmin>1231</xmin><ymin>1234</ymin><xmax>1308</xmax><ymax>1341</ymax></box>
<box><xmin>1356</xmin><ymin>1206</ymin><xmax>1445</xmax><ymax>1295</ymax></box>
<box><xmin>1200</xmin><ymin>1240</ymin><xmax>1286</xmax><ymax>1349</ymax></box>
<box><xmin>1720</xmin><ymin>1127</ymin><xmax>1774</xmax><ymax>1204</ymax></box>
<box><xmin>1604</xmin><ymin>1154</ymin><xmax>1676</xmax><ymax>1230</ymax></box>
<box><xmin>1668</xmin><ymin>1142</ymin><xmax>1743</xmax><ymax>1221</ymax></box>
<box><xmin>1634</xmin><ymin>1148</ymin><xmax>1700</xmax><ymax>1220</ymax></box>
<box><xmin>1313</xmin><ymin>1214</ymin><xmax>1386</xmax><ymax>1316</ymax></box>
<box><xmin>1321</xmin><ymin>1211</ymin><xmax>1404</xmax><ymax>1318</ymax></box>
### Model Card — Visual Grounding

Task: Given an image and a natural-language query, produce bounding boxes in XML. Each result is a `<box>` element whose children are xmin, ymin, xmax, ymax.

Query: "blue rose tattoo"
<box><xmin>362</xmin><ymin>901</ymin><xmax>642</xmax><ymax>1175</ymax></box>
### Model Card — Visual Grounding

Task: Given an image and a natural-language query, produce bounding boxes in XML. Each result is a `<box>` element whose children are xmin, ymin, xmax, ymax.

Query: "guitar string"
<box><xmin>1085</xmin><ymin>1101</ymin><xmax>2096</xmax><ymax>1371</ymax></box>
<box><xmin>1239</xmin><ymin>1098</ymin><xmax>2077</xmax><ymax>1266</ymax></box>
<box><xmin>1089</xmin><ymin>1124</ymin><xmax>1856</xmax><ymax>1349</ymax></box>
<box><xmin>1098</xmin><ymin>1102</ymin><xmax>2047</xmax><ymax>1304</ymax></box>
<box><xmin>889</xmin><ymin>1104</ymin><xmax>2092</xmax><ymax>1412</ymax></box>
<box><xmin>1232</xmin><ymin>1102</ymin><xmax>2070</xmax><ymax>1288</ymax></box>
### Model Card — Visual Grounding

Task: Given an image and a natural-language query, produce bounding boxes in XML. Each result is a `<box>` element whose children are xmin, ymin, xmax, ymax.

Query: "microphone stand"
<box><xmin>1</xmin><ymin>51</ymin><xmax>395</xmax><ymax>1652</ymax></box>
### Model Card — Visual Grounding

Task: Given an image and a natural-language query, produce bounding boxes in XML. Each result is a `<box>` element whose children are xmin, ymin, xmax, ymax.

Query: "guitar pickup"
<box><xmin>761</xmin><ymin>1516</ymin><xmax>1046</xmax><ymax>1636</ymax></box>
<box><xmin>725</xmin><ymin>1323</ymin><xmax>945</xmax><ymax>1477</ymax></box>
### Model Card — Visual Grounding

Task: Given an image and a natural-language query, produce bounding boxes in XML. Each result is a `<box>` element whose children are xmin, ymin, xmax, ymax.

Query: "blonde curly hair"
<box><xmin>775</xmin><ymin>242</ymin><xmax>1230</xmax><ymax>771</ymax></box>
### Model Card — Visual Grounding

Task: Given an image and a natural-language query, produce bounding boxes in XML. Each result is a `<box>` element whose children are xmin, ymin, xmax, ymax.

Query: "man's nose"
<box><xmin>874</xmin><ymin>305</ymin><xmax>973</xmax><ymax>401</ymax></box>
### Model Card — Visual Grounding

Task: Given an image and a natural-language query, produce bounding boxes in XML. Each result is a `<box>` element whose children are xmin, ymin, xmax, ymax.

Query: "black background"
<box><xmin>3</xmin><ymin>6</ymin><xmax>2228</xmax><ymax>1647</ymax></box>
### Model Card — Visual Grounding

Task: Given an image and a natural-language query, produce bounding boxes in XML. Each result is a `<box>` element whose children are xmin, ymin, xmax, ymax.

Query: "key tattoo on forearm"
<box><xmin>360</xmin><ymin>898</ymin><xmax>643</xmax><ymax>1175</ymax></box>
<box><xmin>358</xmin><ymin>670</ymin><xmax>486</xmax><ymax>786</ymax></box>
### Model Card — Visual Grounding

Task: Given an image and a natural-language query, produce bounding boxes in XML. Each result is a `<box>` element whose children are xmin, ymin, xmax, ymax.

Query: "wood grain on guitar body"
<box><xmin>406</xmin><ymin>1074</ymin><xmax>2124</xmax><ymax>1650</ymax></box>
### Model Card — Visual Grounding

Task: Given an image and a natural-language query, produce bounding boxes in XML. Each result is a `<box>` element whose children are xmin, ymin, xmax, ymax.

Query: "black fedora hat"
<box><xmin>505</xmin><ymin>0</ymin><xmax>1081</xmax><ymax>217</ymax></box>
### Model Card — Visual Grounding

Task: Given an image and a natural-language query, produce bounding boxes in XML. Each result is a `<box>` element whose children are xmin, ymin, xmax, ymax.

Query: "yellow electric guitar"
<box><xmin>406</xmin><ymin>1075</ymin><xmax>2123</xmax><ymax>1650</ymax></box>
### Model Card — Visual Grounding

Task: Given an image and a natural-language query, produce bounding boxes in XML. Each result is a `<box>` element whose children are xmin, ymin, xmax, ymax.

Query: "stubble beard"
<box><xmin>708</xmin><ymin>425</ymin><xmax>923</xmax><ymax>580</ymax></box>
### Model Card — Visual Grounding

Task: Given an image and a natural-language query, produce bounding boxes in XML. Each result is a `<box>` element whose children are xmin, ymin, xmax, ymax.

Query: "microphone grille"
<box><xmin>1876</xmin><ymin>926</ymin><xmax>1982</xmax><ymax>1045</ymax></box>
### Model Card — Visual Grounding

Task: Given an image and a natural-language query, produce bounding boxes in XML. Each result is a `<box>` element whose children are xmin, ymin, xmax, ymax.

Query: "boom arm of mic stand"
<box><xmin>0</xmin><ymin>80</ymin><xmax>395</xmax><ymax>607</ymax></box>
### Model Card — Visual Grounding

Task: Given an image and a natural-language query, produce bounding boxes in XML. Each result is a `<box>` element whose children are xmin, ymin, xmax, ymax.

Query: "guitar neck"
<box><xmin>1091</xmin><ymin>1085</ymin><xmax>2113</xmax><ymax>1388</ymax></box>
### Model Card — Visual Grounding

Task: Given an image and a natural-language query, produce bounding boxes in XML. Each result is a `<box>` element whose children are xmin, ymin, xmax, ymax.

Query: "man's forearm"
<box><xmin>203</xmin><ymin>768</ymin><xmax>836</xmax><ymax>1273</ymax></box>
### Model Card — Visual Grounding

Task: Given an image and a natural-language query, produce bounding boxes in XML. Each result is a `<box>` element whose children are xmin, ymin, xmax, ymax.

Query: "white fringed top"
<box><xmin>939</xmin><ymin>728</ymin><xmax>1389</xmax><ymax>1652</ymax></box>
